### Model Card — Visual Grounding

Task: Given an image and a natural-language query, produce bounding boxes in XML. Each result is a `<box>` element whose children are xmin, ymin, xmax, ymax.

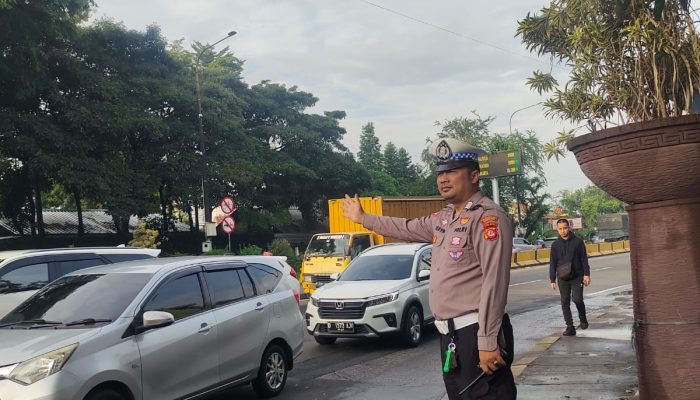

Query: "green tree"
<box><xmin>425</xmin><ymin>113</ymin><xmax>551</xmax><ymax>237</ymax></box>
<box><xmin>365</xmin><ymin>170</ymin><xmax>401</xmax><ymax>197</ymax></box>
<box><xmin>0</xmin><ymin>0</ymin><xmax>94</xmax><ymax>237</ymax></box>
<box><xmin>382</xmin><ymin>142</ymin><xmax>399</xmax><ymax>176</ymax></box>
<box><xmin>559</xmin><ymin>185</ymin><xmax>626</xmax><ymax>230</ymax></box>
<box><xmin>395</xmin><ymin>148</ymin><xmax>419</xmax><ymax>182</ymax></box>
<box><xmin>358</xmin><ymin>122</ymin><xmax>383</xmax><ymax>171</ymax></box>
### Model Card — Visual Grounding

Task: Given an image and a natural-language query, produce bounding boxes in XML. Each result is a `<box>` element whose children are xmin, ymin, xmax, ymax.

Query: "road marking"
<box><xmin>588</xmin><ymin>284</ymin><xmax>631</xmax><ymax>297</ymax></box>
<box><xmin>592</xmin><ymin>267</ymin><xmax>613</xmax><ymax>271</ymax></box>
<box><xmin>510</xmin><ymin>279</ymin><xmax>542</xmax><ymax>287</ymax></box>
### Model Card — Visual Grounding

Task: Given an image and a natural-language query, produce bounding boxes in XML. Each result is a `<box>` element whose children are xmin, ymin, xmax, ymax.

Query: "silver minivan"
<box><xmin>0</xmin><ymin>256</ymin><xmax>304</xmax><ymax>400</ymax></box>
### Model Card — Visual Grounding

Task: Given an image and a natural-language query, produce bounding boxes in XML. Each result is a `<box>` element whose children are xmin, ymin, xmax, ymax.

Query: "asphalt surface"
<box><xmin>214</xmin><ymin>253</ymin><xmax>632</xmax><ymax>400</ymax></box>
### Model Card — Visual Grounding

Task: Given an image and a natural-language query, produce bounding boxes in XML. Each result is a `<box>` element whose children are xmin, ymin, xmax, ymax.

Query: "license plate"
<box><xmin>327</xmin><ymin>321</ymin><xmax>354</xmax><ymax>333</ymax></box>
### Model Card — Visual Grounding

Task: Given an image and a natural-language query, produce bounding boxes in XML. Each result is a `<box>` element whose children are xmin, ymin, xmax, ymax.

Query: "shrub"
<box><xmin>129</xmin><ymin>221</ymin><xmax>160</xmax><ymax>249</ymax></box>
<box><xmin>239</xmin><ymin>244</ymin><xmax>263</xmax><ymax>255</ymax></box>
<box><xmin>269</xmin><ymin>238</ymin><xmax>302</xmax><ymax>273</ymax></box>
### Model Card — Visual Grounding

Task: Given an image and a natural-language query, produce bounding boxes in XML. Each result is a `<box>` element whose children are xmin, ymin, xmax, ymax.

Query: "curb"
<box><xmin>511</xmin><ymin>310</ymin><xmax>607</xmax><ymax>382</ymax></box>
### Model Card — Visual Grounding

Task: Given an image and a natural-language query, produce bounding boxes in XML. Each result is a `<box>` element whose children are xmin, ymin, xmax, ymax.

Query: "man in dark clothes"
<box><xmin>549</xmin><ymin>218</ymin><xmax>591</xmax><ymax>336</ymax></box>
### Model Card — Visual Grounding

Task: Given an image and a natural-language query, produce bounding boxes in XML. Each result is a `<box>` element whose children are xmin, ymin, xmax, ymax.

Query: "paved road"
<box><xmin>215</xmin><ymin>253</ymin><xmax>632</xmax><ymax>400</ymax></box>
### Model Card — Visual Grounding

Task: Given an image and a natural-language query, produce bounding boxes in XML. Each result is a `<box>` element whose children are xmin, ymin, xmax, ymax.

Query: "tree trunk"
<box><xmin>194</xmin><ymin>200</ymin><xmax>200</xmax><ymax>233</ymax></box>
<box><xmin>74</xmin><ymin>189</ymin><xmax>84</xmax><ymax>238</ymax></box>
<box><xmin>298</xmin><ymin>201</ymin><xmax>317</xmax><ymax>231</ymax></box>
<box><xmin>27</xmin><ymin>193</ymin><xmax>36</xmax><ymax>236</ymax></box>
<box><xmin>159</xmin><ymin>185</ymin><xmax>168</xmax><ymax>237</ymax></box>
<box><xmin>34</xmin><ymin>187</ymin><xmax>44</xmax><ymax>237</ymax></box>
<box><xmin>112</xmin><ymin>215</ymin><xmax>129</xmax><ymax>236</ymax></box>
<box><xmin>187</xmin><ymin>203</ymin><xmax>194</xmax><ymax>233</ymax></box>
<box><xmin>168</xmin><ymin>199</ymin><xmax>175</xmax><ymax>232</ymax></box>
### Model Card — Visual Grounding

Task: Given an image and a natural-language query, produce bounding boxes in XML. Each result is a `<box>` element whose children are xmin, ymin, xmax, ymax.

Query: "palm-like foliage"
<box><xmin>518</xmin><ymin>0</ymin><xmax>700</xmax><ymax>161</ymax></box>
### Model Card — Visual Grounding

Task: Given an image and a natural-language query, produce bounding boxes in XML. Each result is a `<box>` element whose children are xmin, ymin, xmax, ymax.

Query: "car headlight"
<box><xmin>365</xmin><ymin>291</ymin><xmax>399</xmax><ymax>307</ymax></box>
<box><xmin>310</xmin><ymin>295</ymin><xmax>319</xmax><ymax>307</ymax></box>
<box><xmin>6</xmin><ymin>343</ymin><xmax>78</xmax><ymax>385</ymax></box>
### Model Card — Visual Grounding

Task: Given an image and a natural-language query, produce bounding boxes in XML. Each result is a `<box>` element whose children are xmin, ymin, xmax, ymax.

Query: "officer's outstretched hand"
<box><xmin>341</xmin><ymin>194</ymin><xmax>364</xmax><ymax>224</ymax></box>
<box><xmin>479</xmin><ymin>347</ymin><xmax>506</xmax><ymax>375</ymax></box>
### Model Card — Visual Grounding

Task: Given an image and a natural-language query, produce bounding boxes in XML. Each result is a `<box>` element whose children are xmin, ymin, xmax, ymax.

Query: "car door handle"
<box><xmin>198</xmin><ymin>323</ymin><xmax>212</xmax><ymax>333</ymax></box>
<box><xmin>255</xmin><ymin>302</ymin><xmax>265</xmax><ymax>311</ymax></box>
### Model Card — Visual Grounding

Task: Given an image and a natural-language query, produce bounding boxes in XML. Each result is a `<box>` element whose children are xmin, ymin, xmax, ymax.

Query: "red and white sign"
<box><xmin>220</xmin><ymin>195</ymin><xmax>237</xmax><ymax>215</ymax></box>
<box><xmin>221</xmin><ymin>216</ymin><xmax>236</xmax><ymax>234</ymax></box>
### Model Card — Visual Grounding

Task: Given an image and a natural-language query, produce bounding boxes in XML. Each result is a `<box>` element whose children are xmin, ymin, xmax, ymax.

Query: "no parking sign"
<box><xmin>221</xmin><ymin>216</ymin><xmax>236</xmax><ymax>234</ymax></box>
<box><xmin>220</xmin><ymin>195</ymin><xmax>237</xmax><ymax>214</ymax></box>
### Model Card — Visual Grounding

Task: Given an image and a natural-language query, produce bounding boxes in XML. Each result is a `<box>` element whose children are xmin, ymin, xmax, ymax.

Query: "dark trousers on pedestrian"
<box><xmin>557</xmin><ymin>276</ymin><xmax>587</xmax><ymax>327</ymax></box>
<box><xmin>440</xmin><ymin>314</ymin><xmax>517</xmax><ymax>400</ymax></box>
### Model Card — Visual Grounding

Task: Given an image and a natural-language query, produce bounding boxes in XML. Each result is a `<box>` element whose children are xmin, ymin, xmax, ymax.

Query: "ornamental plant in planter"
<box><xmin>517</xmin><ymin>1</ymin><xmax>700</xmax><ymax>399</ymax></box>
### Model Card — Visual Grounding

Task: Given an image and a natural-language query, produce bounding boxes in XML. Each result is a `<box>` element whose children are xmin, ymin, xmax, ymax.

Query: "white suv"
<box><xmin>306</xmin><ymin>243</ymin><xmax>432</xmax><ymax>347</ymax></box>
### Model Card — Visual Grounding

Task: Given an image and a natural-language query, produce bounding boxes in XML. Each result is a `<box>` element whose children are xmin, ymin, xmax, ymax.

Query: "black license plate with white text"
<box><xmin>327</xmin><ymin>321</ymin><xmax>355</xmax><ymax>333</ymax></box>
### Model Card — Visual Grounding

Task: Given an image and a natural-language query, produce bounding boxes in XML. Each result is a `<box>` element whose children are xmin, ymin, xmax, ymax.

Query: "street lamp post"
<box><xmin>194</xmin><ymin>30</ymin><xmax>236</xmax><ymax>226</ymax></box>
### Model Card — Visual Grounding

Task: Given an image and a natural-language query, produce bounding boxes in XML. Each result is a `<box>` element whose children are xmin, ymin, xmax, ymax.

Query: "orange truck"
<box><xmin>299</xmin><ymin>196</ymin><xmax>444</xmax><ymax>294</ymax></box>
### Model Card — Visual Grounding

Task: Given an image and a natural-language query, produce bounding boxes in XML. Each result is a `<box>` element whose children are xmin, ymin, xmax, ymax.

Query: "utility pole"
<box><xmin>194</xmin><ymin>30</ymin><xmax>236</xmax><ymax>227</ymax></box>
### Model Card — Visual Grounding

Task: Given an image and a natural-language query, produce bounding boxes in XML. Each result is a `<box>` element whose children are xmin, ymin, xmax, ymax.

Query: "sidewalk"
<box><xmin>513</xmin><ymin>287</ymin><xmax>638</xmax><ymax>400</ymax></box>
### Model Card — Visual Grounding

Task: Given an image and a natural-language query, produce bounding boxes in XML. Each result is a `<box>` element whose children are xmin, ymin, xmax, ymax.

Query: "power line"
<box><xmin>357</xmin><ymin>0</ymin><xmax>558</xmax><ymax>68</ymax></box>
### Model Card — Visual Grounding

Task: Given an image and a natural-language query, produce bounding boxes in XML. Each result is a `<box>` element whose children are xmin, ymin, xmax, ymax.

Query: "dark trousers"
<box><xmin>557</xmin><ymin>276</ymin><xmax>587</xmax><ymax>327</ymax></box>
<box><xmin>440</xmin><ymin>314</ymin><xmax>517</xmax><ymax>400</ymax></box>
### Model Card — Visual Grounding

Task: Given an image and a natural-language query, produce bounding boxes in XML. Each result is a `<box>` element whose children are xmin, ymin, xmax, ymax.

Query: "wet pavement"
<box><xmin>513</xmin><ymin>285</ymin><xmax>637</xmax><ymax>400</ymax></box>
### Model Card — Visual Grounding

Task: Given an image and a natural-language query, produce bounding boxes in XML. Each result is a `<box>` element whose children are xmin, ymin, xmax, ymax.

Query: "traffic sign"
<box><xmin>221</xmin><ymin>216</ymin><xmax>236</xmax><ymax>234</ymax></box>
<box><xmin>478</xmin><ymin>150</ymin><xmax>523</xmax><ymax>178</ymax></box>
<box><xmin>220</xmin><ymin>195</ymin><xmax>237</xmax><ymax>215</ymax></box>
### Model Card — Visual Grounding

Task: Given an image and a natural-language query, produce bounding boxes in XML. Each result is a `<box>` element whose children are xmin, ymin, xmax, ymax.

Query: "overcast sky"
<box><xmin>92</xmin><ymin>0</ymin><xmax>592</xmax><ymax>196</ymax></box>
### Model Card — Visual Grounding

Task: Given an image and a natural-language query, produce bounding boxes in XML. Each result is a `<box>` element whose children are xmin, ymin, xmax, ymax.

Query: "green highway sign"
<box><xmin>478</xmin><ymin>150</ymin><xmax>523</xmax><ymax>178</ymax></box>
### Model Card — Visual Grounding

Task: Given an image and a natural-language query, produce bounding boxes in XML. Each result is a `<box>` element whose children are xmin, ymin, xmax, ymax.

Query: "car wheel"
<box><xmin>402</xmin><ymin>305</ymin><xmax>423</xmax><ymax>347</ymax></box>
<box><xmin>84</xmin><ymin>388</ymin><xmax>126</xmax><ymax>400</ymax></box>
<box><xmin>314</xmin><ymin>336</ymin><xmax>337</xmax><ymax>345</ymax></box>
<box><xmin>252</xmin><ymin>344</ymin><xmax>288</xmax><ymax>398</ymax></box>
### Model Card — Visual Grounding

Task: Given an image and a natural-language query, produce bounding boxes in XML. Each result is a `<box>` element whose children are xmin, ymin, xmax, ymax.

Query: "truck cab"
<box><xmin>300</xmin><ymin>232</ymin><xmax>377</xmax><ymax>294</ymax></box>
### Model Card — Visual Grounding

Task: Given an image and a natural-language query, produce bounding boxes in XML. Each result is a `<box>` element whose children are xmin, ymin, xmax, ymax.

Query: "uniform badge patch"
<box><xmin>465</xmin><ymin>201</ymin><xmax>473</xmax><ymax>210</ymax></box>
<box><xmin>432</xmin><ymin>212</ymin><xmax>438</xmax><ymax>217</ymax></box>
<box><xmin>460</xmin><ymin>217</ymin><xmax>471</xmax><ymax>225</ymax></box>
<box><xmin>451</xmin><ymin>236</ymin><xmax>462</xmax><ymax>246</ymax></box>
<box><xmin>441</xmin><ymin>218</ymin><xmax>448</xmax><ymax>226</ymax></box>
<box><xmin>449</xmin><ymin>251</ymin><xmax>463</xmax><ymax>260</ymax></box>
<box><xmin>480</xmin><ymin>215</ymin><xmax>500</xmax><ymax>241</ymax></box>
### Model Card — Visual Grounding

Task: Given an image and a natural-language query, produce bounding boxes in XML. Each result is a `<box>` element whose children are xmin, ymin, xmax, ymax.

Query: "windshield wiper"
<box><xmin>0</xmin><ymin>319</ymin><xmax>63</xmax><ymax>328</ymax></box>
<box><xmin>65</xmin><ymin>318</ymin><xmax>112</xmax><ymax>327</ymax></box>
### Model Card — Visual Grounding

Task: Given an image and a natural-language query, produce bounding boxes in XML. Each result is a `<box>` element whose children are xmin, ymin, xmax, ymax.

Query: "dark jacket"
<box><xmin>549</xmin><ymin>232</ymin><xmax>590</xmax><ymax>282</ymax></box>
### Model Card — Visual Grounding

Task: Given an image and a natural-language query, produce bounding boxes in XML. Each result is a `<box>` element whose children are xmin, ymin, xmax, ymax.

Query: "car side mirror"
<box><xmin>330</xmin><ymin>272</ymin><xmax>340</xmax><ymax>281</ymax></box>
<box><xmin>136</xmin><ymin>311</ymin><xmax>175</xmax><ymax>334</ymax></box>
<box><xmin>417</xmin><ymin>269</ymin><xmax>430</xmax><ymax>281</ymax></box>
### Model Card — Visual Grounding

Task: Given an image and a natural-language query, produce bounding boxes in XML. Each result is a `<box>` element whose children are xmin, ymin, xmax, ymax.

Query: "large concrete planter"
<box><xmin>568</xmin><ymin>115</ymin><xmax>700</xmax><ymax>400</ymax></box>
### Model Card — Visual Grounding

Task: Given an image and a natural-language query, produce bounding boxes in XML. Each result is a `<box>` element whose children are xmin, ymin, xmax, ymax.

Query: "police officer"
<box><xmin>341</xmin><ymin>138</ymin><xmax>516</xmax><ymax>399</ymax></box>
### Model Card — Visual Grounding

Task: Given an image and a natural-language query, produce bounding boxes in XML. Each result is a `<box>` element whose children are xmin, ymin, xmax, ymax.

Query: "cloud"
<box><xmin>92</xmin><ymin>0</ymin><xmax>592</xmax><ymax>195</ymax></box>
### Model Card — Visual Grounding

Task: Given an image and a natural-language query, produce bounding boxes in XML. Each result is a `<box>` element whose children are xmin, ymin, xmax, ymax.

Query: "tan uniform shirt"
<box><xmin>362</xmin><ymin>191</ymin><xmax>513</xmax><ymax>351</ymax></box>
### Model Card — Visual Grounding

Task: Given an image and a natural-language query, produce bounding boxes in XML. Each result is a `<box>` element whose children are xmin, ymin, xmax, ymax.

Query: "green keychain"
<box><xmin>443</xmin><ymin>341</ymin><xmax>457</xmax><ymax>373</ymax></box>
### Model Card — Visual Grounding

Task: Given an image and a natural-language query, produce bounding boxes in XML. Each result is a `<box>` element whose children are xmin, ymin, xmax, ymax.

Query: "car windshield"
<box><xmin>339</xmin><ymin>254</ymin><xmax>414</xmax><ymax>281</ymax></box>
<box><xmin>305</xmin><ymin>234</ymin><xmax>349</xmax><ymax>257</ymax></box>
<box><xmin>0</xmin><ymin>273</ymin><xmax>153</xmax><ymax>327</ymax></box>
